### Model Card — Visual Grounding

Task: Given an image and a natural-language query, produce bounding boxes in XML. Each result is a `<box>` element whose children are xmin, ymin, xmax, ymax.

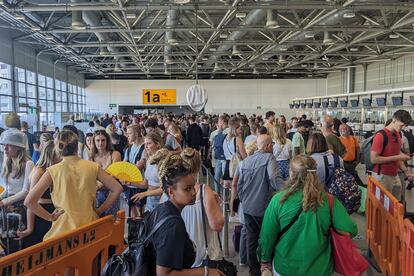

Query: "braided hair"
<box><xmin>149</xmin><ymin>148</ymin><xmax>200</xmax><ymax>195</ymax></box>
<box><xmin>279</xmin><ymin>155</ymin><xmax>325</xmax><ymax>212</ymax></box>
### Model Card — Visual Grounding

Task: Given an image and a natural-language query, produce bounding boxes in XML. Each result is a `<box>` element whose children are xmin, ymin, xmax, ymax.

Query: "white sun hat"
<box><xmin>0</xmin><ymin>129</ymin><xmax>28</xmax><ymax>149</ymax></box>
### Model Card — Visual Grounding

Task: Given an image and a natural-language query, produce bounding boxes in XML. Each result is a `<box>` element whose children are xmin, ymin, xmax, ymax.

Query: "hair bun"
<box><xmin>182</xmin><ymin>148</ymin><xmax>195</xmax><ymax>158</ymax></box>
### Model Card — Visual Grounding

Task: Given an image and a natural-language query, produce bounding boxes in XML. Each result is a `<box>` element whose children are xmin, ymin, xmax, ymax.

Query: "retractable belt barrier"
<box><xmin>366</xmin><ymin>176</ymin><xmax>404</xmax><ymax>276</ymax></box>
<box><xmin>0</xmin><ymin>210</ymin><xmax>125</xmax><ymax>276</ymax></box>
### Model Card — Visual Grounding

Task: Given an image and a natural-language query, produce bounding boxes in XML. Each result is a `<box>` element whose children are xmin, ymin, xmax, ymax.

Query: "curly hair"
<box><xmin>149</xmin><ymin>148</ymin><xmax>200</xmax><ymax>194</ymax></box>
<box><xmin>279</xmin><ymin>155</ymin><xmax>325</xmax><ymax>212</ymax></box>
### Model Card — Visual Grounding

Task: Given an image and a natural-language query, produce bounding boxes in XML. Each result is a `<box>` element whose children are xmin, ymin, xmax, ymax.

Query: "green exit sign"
<box><xmin>257</xmin><ymin>106</ymin><xmax>262</xmax><ymax>110</ymax></box>
<box><xmin>109</xmin><ymin>104</ymin><xmax>117</xmax><ymax>108</ymax></box>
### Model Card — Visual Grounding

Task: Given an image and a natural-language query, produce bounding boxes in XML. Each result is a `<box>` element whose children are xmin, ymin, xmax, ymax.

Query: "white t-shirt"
<box><xmin>273</xmin><ymin>139</ymin><xmax>292</xmax><ymax>161</ymax></box>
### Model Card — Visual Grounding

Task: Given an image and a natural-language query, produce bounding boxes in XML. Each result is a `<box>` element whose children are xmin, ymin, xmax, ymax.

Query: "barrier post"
<box><xmin>0</xmin><ymin>211</ymin><xmax>125</xmax><ymax>275</ymax></box>
<box><xmin>366</xmin><ymin>176</ymin><xmax>404</xmax><ymax>276</ymax></box>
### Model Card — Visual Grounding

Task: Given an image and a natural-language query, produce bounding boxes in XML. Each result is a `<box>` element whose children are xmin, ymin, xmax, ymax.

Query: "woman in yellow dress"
<box><xmin>24</xmin><ymin>130</ymin><xmax>123</xmax><ymax>240</ymax></box>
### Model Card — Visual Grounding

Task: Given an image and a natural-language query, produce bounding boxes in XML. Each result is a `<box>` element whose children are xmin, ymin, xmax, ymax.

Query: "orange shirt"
<box><xmin>339</xmin><ymin>135</ymin><xmax>359</xmax><ymax>162</ymax></box>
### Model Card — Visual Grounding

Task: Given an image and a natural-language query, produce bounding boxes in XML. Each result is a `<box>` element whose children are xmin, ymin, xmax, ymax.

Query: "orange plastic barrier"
<box><xmin>0</xmin><ymin>210</ymin><xmax>125</xmax><ymax>275</ymax></box>
<box><xmin>401</xmin><ymin>218</ymin><xmax>414</xmax><ymax>276</ymax></box>
<box><xmin>366</xmin><ymin>176</ymin><xmax>405</xmax><ymax>276</ymax></box>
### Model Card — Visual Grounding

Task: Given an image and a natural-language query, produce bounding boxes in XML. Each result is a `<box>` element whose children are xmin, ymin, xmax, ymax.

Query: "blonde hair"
<box><xmin>245</xmin><ymin>141</ymin><xmax>258</xmax><ymax>156</ymax></box>
<box><xmin>1</xmin><ymin>147</ymin><xmax>28</xmax><ymax>180</ymax></box>
<box><xmin>39</xmin><ymin>133</ymin><xmax>53</xmax><ymax>148</ymax></box>
<box><xmin>273</xmin><ymin>124</ymin><xmax>287</xmax><ymax>145</ymax></box>
<box><xmin>127</xmin><ymin>124</ymin><xmax>144</xmax><ymax>138</ymax></box>
<box><xmin>280</xmin><ymin>155</ymin><xmax>325</xmax><ymax>212</ymax></box>
<box><xmin>54</xmin><ymin>130</ymin><xmax>78</xmax><ymax>157</ymax></box>
<box><xmin>36</xmin><ymin>140</ymin><xmax>59</xmax><ymax>170</ymax></box>
<box><xmin>144</xmin><ymin>132</ymin><xmax>164</xmax><ymax>148</ymax></box>
<box><xmin>168</xmin><ymin>123</ymin><xmax>182</xmax><ymax>141</ymax></box>
<box><xmin>149</xmin><ymin>148</ymin><xmax>197</xmax><ymax>194</ymax></box>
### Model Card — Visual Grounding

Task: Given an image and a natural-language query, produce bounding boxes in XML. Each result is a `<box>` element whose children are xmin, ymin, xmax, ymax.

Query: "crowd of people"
<box><xmin>0</xmin><ymin>108</ymin><xmax>412</xmax><ymax>275</ymax></box>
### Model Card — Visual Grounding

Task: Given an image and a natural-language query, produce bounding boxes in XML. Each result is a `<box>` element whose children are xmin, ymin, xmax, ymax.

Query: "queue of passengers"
<box><xmin>0</xmin><ymin>109</ymin><xmax>412</xmax><ymax>276</ymax></box>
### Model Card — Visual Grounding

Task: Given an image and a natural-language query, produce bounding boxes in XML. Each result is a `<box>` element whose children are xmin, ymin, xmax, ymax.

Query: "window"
<box><xmin>0</xmin><ymin>96</ymin><xmax>12</xmax><ymax>112</ymax></box>
<box><xmin>38</xmin><ymin>74</ymin><xmax>46</xmax><ymax>87</ymax></box>
<box><xmin>46</xmin><ymin>77</ymin><xmax>53</xmax><ymax>88</ymax></box>
<box><xmin>39</xmin><ymin>87</ymin><xmax>46</xmax><ymax>99</ymax></box>
<box><xmin>0</xmin><ymin>62</ymin><xmax>11</xmax><ymax>79</ymax></box>
<box><xmin>0</xmin><ymin>79</ymin><xmax>11</xmax><ymax>95</ymax></box>
<box><xmin>15</xmin><ymin>67</ymin><xmax>25</xmax><ymax>82</ymax></box>
<box><xmin>27</xmin><ymin>84</ymin><xmax>36</xmax><ymax>98</ymax></box>
<box><xmin>26</xmin><ymin>70</ymin><xmax>36</xmax><ymax>84</ymax></box>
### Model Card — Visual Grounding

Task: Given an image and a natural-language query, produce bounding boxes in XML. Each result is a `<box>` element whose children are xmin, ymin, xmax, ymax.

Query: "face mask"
<box><xmin>340</xmin><ymin>131</ymin><xmax>346</xmax><ymax>136</ymax></box>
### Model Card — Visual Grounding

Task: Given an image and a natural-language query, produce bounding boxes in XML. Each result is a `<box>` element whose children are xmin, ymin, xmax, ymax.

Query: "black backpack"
<box><xmin>102</xmin><ymin>214</ymin><xmax>180</xmax><ymax>276</ymax></box>
<box><xmin>402</xmin><ymin>129</ymin><xmax>414</xmax><ymax>154</ymax></box>
<box><xmin>213</xmin><ymin>131</ymin><xmax>227</xmax><ymax>160</ymax></box>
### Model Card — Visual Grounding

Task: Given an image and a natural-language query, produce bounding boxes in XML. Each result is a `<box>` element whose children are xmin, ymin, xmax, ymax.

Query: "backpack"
<box><xmin>323</xmin><ymin>154</ymin><xmax>361</xmax><ymax>214</ymax></box>
<box><xmin>359</xmin><ymin>130</ymin><xmax>388</xmax><ymax>173</ymax></box>
<box><xmin>402</xmin><ymin>129</ymin><xmax>414</xmax><ymax>154</ymax></box>
<box><xmin>102</xmin><ymin>214</ymin><xmax>180</xmax><ymax>276</ymax></box>
<box><xmin>213</xmin><ymin>131</ymin><xmax>227</xmax><ymax>160</ymax></box>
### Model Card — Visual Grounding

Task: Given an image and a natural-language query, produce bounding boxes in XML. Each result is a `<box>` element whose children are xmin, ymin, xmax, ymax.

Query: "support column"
<box><xmin>363</xmin><ymin>64</ymin><xmax>368</xmax><ymax>91</ymax></box>
<box><xmin>345</xmin><ymin>67</ymin><xmax>355</xmax><ymax>94</ymax></box>
<box><xmin>11</xmin><ymin>40</ymin><xmax>17</xmax><ymax>112</ymax></box>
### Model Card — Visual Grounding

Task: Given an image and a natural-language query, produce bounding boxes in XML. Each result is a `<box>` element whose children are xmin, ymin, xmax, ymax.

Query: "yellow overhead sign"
<box><xmin>142</xmin><ymin>89</ymin><xmax>176</xmax><ymax>105</ymax></box>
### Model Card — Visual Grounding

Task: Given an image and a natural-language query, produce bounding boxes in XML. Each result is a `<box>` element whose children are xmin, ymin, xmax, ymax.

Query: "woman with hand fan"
<box><xmin>90</xmin><ymin>130</ymin><xmax>121</xmax><ymax>216</ymax></box>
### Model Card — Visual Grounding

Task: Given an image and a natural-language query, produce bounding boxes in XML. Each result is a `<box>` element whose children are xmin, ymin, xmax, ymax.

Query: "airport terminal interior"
<box><xmin>1</xmin><ymin>0</ymin><xmax>414</xmax><ymax>275</ymax></box>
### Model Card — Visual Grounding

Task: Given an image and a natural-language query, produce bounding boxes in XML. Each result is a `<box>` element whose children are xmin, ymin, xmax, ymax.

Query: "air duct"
<box><xmin>164</xmin><ymin>9</ymin><xmax>179</xmax><ymax>66</ymax></box>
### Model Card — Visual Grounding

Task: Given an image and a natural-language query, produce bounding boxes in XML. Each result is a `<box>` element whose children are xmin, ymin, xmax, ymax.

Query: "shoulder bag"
<box><xmin>327</xmin><ymin>194</ymin><xmax>369</xmax><ymax>276</ymax></box>
<box><xmin>200</xmin><ymin>184</ymin><xmax>237</xmax><ymax>276</ymax></box>
<box><xmin>228</xmin><ymin>138</ymin><xmax>241</xmax><ymax>178</ymax></box>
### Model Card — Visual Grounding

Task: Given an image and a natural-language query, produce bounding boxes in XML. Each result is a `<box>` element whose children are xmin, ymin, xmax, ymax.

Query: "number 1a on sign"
<box><xmin>144</xmin><ymin>91</ymin><xmax>160</xmax><ymax>102</ymax></box>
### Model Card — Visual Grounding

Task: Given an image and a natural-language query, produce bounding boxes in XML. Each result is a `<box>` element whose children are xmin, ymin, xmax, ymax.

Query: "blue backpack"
<box><xmin>213</xmin><ymin>131</ymin><xmax>227</xmax><ymax>160</ymax></box>
<box><xmin>323</xmin><ymin>154</ymin><xmax>361</xmax><ymax>214</ymax></box>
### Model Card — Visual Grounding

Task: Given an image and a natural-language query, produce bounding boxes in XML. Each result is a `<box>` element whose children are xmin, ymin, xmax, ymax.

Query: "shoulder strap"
<box><xmin>125</xmin><ymin>145</ymin><xmax>132</xmax><ymax>162</ymax></box>
<box><xmin>199</xmin><ymin>184</ymin><xmax>209</xmax><ymax>255</ymax></box>
<box><xmin>332</xmin><ymin>153</ymin><xmax>341</xmax><ymax>168</ymax></box>
<box><xmin>323</xmin><ymin>155</ymin><xmax>329</xmax><ymax>182</ymax></box>
<box><xmin>327</xmin><ymin>194</ymin><xmax>334</xmax><ymax>226</ymax></box>
<box><xmin>143</xmin><ymin>214</ymin><xmax>181</xmax><ymax>244</ymax></box>
<box><xmin>376</xmin><ymin>129</ymin><xmax>388</xmax><ymax>174</ymax></box>
<box><xmin>135</xmin><ymin>144</ymin><xmax>145</xmax><ymax>164</ymax></box>
<box><xmin>278</xmin><ymin>206</ymin><xmax>303</xmax><ymax>240</ymax></box>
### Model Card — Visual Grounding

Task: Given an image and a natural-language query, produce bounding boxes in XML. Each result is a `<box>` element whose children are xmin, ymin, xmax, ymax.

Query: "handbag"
<box><xmin>200</xmin><ymin>184</ymin><xmax>237</xmax><ymax>276</ymax></box>
<box><xmin>227</xmin><ymin>138</ymin><xmax>241</xmax><ymax>178</ymax></box>
<box><xmin>327</xmin><ymin>194</ymin><xmax>369</xmax><ymax>276</ymax></box>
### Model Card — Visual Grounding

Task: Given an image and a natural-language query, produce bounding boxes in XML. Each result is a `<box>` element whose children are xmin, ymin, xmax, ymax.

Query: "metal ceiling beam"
<box><xmin>42</xmin><ymin>26</ymin><xmax>414</xmax><ymax>34</ymax></box>
<box><xmin>11</xmin><ymin>3</ymin><xmax>414</xmax><ymax>12</ymax></box>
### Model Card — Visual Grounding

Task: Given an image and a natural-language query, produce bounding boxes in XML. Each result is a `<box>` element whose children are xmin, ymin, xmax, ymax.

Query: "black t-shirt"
<box><xmin>148</xmin><ymin>200</ymin><xmax>196</xmax><ymax>270</ymax></box>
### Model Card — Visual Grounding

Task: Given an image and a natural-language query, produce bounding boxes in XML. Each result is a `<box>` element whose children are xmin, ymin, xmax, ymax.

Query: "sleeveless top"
<box><xmin>145</xmin><ymin>163</ymin><xmax>160</xmax><ymax>188</ymax></box>
<box><xmin>44</xmin><ymin>156</ymin><xmax>99</xmax><ymax>241</ymax></box>
<box><xmin>223</xmin><ymin>137</ymin><xmax>236</xmax><ymax>161</ymax></box>
<box><xmin>181</xmin><ymin>185</ymin><xmax>221</xmax><ymax>267</ymax></box>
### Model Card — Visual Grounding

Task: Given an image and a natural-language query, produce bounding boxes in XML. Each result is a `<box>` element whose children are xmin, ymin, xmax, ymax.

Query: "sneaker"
<box><xmin>239</xmin><ymin>262</ymin><xmax>247</xmax><ymax>267</ymax></box>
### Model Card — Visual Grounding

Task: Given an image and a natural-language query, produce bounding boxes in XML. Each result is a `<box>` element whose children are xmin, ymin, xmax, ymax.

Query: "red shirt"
<box><xmin>371</xmin><ymin>128</ymin><xmax>401</xmax><ymax>176</ymax></box>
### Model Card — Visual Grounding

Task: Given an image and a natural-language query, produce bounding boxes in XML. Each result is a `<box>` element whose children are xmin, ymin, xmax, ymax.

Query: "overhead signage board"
<box><xmin>142</xmin><ymin>89</ymin><xmax>176</xmax><ymax>105</ymax></box>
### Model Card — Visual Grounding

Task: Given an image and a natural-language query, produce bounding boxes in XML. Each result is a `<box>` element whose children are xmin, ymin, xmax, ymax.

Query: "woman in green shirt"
<box><xmin>258</xmin><ymin>155</ymin><xmax>357</xmax><ymax>276</ymax></box>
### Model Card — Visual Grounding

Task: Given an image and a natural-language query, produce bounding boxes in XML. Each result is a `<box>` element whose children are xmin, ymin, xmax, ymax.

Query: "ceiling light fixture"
<box><xmin>305</xmin><ymin>33</ymin><xmax>314</xmax><ymax>39</ymax></box>
<box><xmin>349</xmin><ymin>47</ymin><xmax>359</xmax><ymax>52</ymax></box>
<box><xmin>209</xmin><ymin>47</ymin><xmax>217</xmax><ymax>51</ymax></box>
<box><xmin>14</xmin><ymin>14</ymin><xmax>25</xmax><ymax>20</ymax></box>
<box><xmin>262</xmin><ymin>56</ymin><xmax>269</xmax><ymax>61</ymax></box>
<box><xmin>173</xmin><ymin>0</ymin><xmax>191</xmax><ymax>3</ymax></box>
<box><xmin>272</xmin><ymin>74</ymin><xmax>277</xmax><ymax>77</ymax></box>
<box><xmin>168</xmin><ymin>37</ymin><xmax>179</xmax><ymax>45</ymax></box>
<box><xmin>343</xmin><ymin>11</ymin><xmax>356</xmax><ymax>18</ymax></box>
<box><xmin>253</xmin><ymin>68</ymin><xmax>259</xmax><ymax>75</ymax></box>
<box><xmin>389</xmin><ymin>33</ymin><xmax>399</xmax><ymax>39</ymax></box>
<box><xmin>126</xmin><ymin>13</ymin><xmax>136</xmax><ymax>19</ymax></box>
<box><xmin>265</xmin><ymin>9</ymin><xmax>280</xmax><ymax>29</ymax></box>
<box><xmin>279</xmin><ymin>46</ymin><xmax>288</xmax><ymax>51</ymax></box>
<box><xmin>301</xmin><ymin>64</ymin><xmax>308</xmax><ymax>68</ymax></box>
<box><xmin>278</xmin><ymin>55</ymin><xmax>286</xmax><ymax>63</ymax></box>
<box><xmin>285</xmin><ymin>70</ymin><xmax>291</xmax><ymax>73</ymax></box>
<box><xmin>133</xmin><ymin>33</ymin><xmax>143</xmax><ymax>40</ymax></box>
<box><xmin>30</xmin><ymin>26</ymin><xmax>41</xmax><ymax>31</ymax></box>
<box><xmin>202</xmin><ymin>57</ymin><xmax>208</xmax><ymax>61</ymax></box>
<box><xmin>220</xmin><ymin>33</ymin><xmax>228</xmax><ymax>39</ymax></box>
<box><xmin>236</xmin><ymin>12</ymin><xmax>247</xmax><ymax>19</ymax></box>
<box><xmin>239</xmin><ymin>69</ymin><xmax>244</xmax><ymax>73</ymax></box>
<box><xmin>138</xmin><ymin>48</ymin><xmax>145</xmax><ymax>52</ymax></box>
<box><xmin>313</xmin><ymin>62</ymin><xmax>319</xmax><ymax>69</ymax></box>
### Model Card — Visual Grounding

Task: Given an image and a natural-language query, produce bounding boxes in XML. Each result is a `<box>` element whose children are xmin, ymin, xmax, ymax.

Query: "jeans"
<box><xmin>244</xmin><ymin>213</ymin><xmax>263</xmax><ymax>276</ymax></box>
<box><xmin>214</xmin><ymin>159</ymin><xmax>225</xmax><ymax>194</ymax></box>
<box><xmin>239</xmin><ymin>224</ymin><xmax>248</xmax><ymax>264</ymax></box>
